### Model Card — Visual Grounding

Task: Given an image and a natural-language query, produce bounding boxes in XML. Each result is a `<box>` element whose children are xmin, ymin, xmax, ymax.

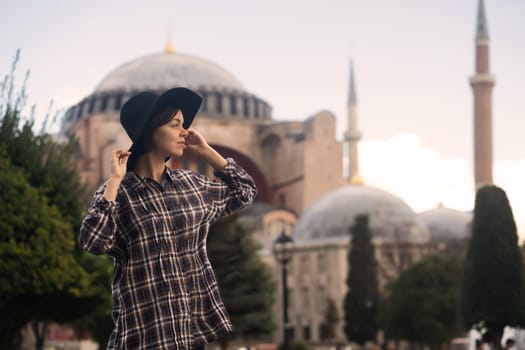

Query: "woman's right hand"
<box><xmin>103</xmin><ymin>149</ymin><xmax>131</xmax><ymax>202</ymax></box>
<box><xmin>111</xmin><ymin>149</ymin><xmax>131</xmax><ymax>180</ymax></box>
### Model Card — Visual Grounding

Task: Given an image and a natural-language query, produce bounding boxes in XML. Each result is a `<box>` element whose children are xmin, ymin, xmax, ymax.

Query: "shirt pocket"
<box><xmin>126</xmin><ymin>198</ymin><xmax>166</xmax><ymax>250</ymax></box>
<box><xmin>165</xmin><ymin>188</ymin><xmax>207</xmax><ymax>229</ymax></box>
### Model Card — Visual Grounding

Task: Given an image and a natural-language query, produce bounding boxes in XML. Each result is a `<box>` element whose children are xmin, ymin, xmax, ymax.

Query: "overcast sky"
<box><xmin>1</xmin><ymin>0</ymin><xmax>524</xmax><ymax>237</ymax></box>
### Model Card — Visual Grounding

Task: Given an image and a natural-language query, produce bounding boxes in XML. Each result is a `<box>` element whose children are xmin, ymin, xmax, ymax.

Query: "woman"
<box><xmin>80</xmin><ymin>87</ymin><xmax>257</xmax><ymax>350</ymax></box>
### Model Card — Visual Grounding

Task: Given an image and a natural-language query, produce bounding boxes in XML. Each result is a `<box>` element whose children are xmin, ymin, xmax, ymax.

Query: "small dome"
<box><xmin>293</xmin><ymin>185</ymin><xmax>430</xmax><ymax>243</ymax></box>
<box><xmin>94</xmin><ymin>51</ymin><xmax>245</xmax><ymax>93</ymax></box>
<box><xmin>418</xmin><ymin>207</ymin><xmax>472</xmax><ymax>242</ymax></box>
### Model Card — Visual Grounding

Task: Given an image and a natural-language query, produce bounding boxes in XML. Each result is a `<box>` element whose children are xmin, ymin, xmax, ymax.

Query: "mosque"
<box><xmin>63</xmin><ymin>0</ymin><xmax>494</xmax><ymax>345</ymax></box>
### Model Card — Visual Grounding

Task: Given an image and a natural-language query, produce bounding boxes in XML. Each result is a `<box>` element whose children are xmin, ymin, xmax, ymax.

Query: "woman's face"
<box><xmin>151</xmin><ymin>110</ymin><xmax>188</xmax><ymax>158</ymax></box>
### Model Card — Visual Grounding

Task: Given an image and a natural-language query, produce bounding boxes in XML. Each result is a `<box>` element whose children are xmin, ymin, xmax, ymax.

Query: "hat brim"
<box><xmin>128</xmin><ymin>87</ymin><xmax>202</xmax><ymax>155</ymax></box>
<box><xmin>153</xmin><ymin>87</ymin><xmax>202</xmax><ymax>130</ymax></box>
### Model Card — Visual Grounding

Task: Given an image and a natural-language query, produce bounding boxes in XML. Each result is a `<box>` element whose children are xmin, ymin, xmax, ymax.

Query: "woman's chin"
<box><xmin>166</xmin><ymin>150</ymin><xmax>183</xmax><ymax>159</ymax></box>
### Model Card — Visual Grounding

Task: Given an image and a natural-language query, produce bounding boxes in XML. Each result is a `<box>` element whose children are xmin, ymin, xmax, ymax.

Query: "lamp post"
<box><xmin>272</xmin><ymin>230</ymin><xmax>295</xmax><ymax>350</ymax></box>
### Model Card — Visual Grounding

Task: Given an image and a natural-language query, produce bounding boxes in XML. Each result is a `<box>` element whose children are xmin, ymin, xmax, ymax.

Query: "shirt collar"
<box><xmin>164</xmin><ymin>166</ymin><xmax>179</xmax><ymax>182</ymax></box>
<box><xmin>123</xmin><ymin>166</ymin><xmax>178</xmax><ymax>192</ymax></box>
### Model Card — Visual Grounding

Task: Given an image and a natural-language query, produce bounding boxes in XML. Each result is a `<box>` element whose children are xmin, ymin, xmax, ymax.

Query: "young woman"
<box><xmin>80</xmin><ymin>87</ymin><xmax>257</xmax><ymax>350</ymax></box>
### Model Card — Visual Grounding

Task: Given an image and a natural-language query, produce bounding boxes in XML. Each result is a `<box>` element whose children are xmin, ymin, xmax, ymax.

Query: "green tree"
<box><xmin>379</xmin><ymin>255</ymin><xmax>463</xmax><ymax>349</ymax></box>
<box><xmin>461</xmin><ymin>185</ymin><xmax>525</xmax><ymax>349</ymax></box>
<box><xmin>0</xmin><ymin>154</ymin><xmax>91</xmax><ymax>349</ymax></box>
<box><xmin>70</xmin><ymin>254</ymin><xmax>114</xmax><ymax>349</ymax></box>
<box><xmin>0</xmin><ymin>50</ymin><xmax>113</xmax><ymax>349</ymax></box>
<box><xmin>0</xmin><ymin>52</ymin><xmax>84</xmax><ymax>230</ymax></box>
<box><xmin>343</xmin><ymin>214</ymin><xmax>379</xmax><ymax>344</ymax></box>
<box><xmin>207</xmin><ymin>214</ymin><xmax>275</xmax><ymax>349</ymax></box>
<box><xmin>320</xmin><ymin>298</ymin><xmax>340</xmax><ymax>341</ymax></box>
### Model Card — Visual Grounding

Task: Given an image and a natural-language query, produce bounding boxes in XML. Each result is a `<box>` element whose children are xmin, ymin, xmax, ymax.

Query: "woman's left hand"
<box><xmin>184</xmin><ymin>128</ymin><xmax>210</xmax><ymax>156</ymax></box>
<box><xmin>184</xmin><ymin>128</ymin><xmax>228</xmax><ymax>170</ymax></box>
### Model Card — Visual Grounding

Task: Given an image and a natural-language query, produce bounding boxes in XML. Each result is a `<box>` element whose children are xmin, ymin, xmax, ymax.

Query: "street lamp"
<box><xmin>272</xmin><ymin>230</ymin><xmax>295</xmax><ymax>350</ymax></box>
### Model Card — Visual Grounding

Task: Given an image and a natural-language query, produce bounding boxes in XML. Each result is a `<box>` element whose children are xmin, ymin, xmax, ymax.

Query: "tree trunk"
<box><xmin>32</xmin><ymin>321</ymin><xmax>48</xmax><ymax>350</ymax></box>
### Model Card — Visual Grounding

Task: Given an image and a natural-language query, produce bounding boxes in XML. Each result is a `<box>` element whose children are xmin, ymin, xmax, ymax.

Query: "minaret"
<box><xmin>470</xmin><ymin>0</ymin><xmax>495</xmax><ymax>188</ymax></box>
<box><xmin>345</xmin><ymin>60</ymin><xmax>363</xmax><ymax>185</ymax></box>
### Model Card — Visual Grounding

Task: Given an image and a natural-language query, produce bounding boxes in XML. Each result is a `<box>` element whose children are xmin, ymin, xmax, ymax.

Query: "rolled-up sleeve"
<box><xmin>79</xmin><ymin>182</ymin><xmax>120</xmax><ymax>255</ymax></box>
<box><xmin>199</xmin><ymin>158</ymin><xmax>257</xmax><ymax>221</ymax></box>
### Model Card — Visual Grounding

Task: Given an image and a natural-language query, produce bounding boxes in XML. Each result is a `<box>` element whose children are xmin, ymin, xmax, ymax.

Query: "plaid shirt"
<box><xmin>80</xmin><ymin>158</ymin><xmax>257</xmax><ymax>350</ymax></box>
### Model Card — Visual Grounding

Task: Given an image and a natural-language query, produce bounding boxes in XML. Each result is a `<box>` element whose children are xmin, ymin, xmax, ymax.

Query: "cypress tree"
<box><xmin>207</xmin><ymin>214</ymin><xmax>275</xmax><ymax>349</ymax></box>
<box><xmin>343</xmin><ymin>214</ymin><xmax>379</xmax><ymax>344</ymax></box>
<box><xmin>461</xmin><ymin>185</ymin><xmax>525</xmax><ymax>349</ymax></box>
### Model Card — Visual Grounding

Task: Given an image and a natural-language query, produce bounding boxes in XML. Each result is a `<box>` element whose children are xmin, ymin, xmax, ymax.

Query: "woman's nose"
<box><xmin>181</xmin><ymin>129</ymin><xmax>189</xmax><ymax>137</ymax></box>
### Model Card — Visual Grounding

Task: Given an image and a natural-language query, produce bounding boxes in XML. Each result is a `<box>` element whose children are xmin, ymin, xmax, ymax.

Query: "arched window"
<box><xmin>254</xmin><ymin>99</ymin><xmax>259</xmax><ymax>118</ymax></box>
<box><xmin>75</xmin><ymin>102</ymin><xmax>83</xmax><ymax>117</ymax></box>
<box><xmin>243</xmin><ymin>96</ymin><xmax>249</xmax><ymax>117</ymax></box>
<box><xmin>216</xmin><ymin>92</ymin><xmax>223</xmax><ymax>113</ymax></box>
<box><xmin>230</xmin><ymin>95</ymin><xmax>237</xmax><ymax>115</ymax></box>
<box><xmin>114</xmin><ymin>94</ymin><xmax>123</xmax><ymax>110</ymax></box>
<box><xmin>201</xmin><ymin>91</ymin><xmax>208</xmax><ymax>113</ymax></box>
<box><xmin>100</xmin><ymin>95</ymin><xmax>108</xmax><ymax>111</ymax></box>
<box><xmin>88</xmin><ymin>98</ymin><xmax>96</xmax><ymax>114</ymax></box>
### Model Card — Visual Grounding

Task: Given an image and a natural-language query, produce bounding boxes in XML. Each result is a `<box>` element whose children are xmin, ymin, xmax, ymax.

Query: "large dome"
<box><xmin>94</xmin><ymin>51</ymin><xmax>245</xmax><ymax>93</ymax></box>
<box><xmin>64</xmin><ymin>50</ymin><xmax>272</xmax><ymax>127</ymax></box>
<box><xmin>293</xmin><ymin>185</ymin><xmax>430</xmax><ymax>243</ymax></box>
<box><xmin>418</xmin><ymin>206</ymin><xmax>472</xmax><ymax>242</ymax></box>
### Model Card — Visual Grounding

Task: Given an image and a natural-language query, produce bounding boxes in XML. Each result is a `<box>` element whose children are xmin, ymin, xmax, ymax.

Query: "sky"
<box><xmin>1</xmin><ymin>0</ymin><xmax>524</xmax><ymax>237</ymax></box>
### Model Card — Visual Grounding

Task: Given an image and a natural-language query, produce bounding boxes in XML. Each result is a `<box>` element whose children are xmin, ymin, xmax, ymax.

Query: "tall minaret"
<box><xmin>470</xmin><ymin>0</ymin><xmax>495</xmax><ymax>188</ymax></box>
<box><xmin>345</xmin><ymin>60</ymin><xmax>363</xmax><ymax>184</ymax></box>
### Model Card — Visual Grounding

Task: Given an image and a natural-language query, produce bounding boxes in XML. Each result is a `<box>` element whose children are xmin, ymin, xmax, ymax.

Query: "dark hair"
<box><xmin>140</xmin><ymin>107</ymin><xmax>181</xmax><ymax>151</ymax></box>
<box><xmin>127</xmin><ymin>107</ymin><xmax>180</xmax><ymax>170</ymax></box>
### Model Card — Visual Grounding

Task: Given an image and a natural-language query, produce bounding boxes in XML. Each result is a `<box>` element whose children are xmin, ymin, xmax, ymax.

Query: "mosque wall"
<box><xmin>303</xmin><ymin>111</ymin><xmax>345</xmax><ymax>211</ymax></box>
<box><xmin>284</xmin><ymin>242</ymin><xmax>349</xmax><ymax>343</ymax></box>
<box><xmin>260</xmin><ymin>121</ymin><xmax>307</xmax><ymax>214</ymax></box>
<box><xmin>280</xmin><ymin>239</ymin><xmax>442</xmax><ymax>344</ymax></box>
<box><xmin>69</xmin><ymin>112</ymin><xmax>127</xmax><ymax>194</ymax></box>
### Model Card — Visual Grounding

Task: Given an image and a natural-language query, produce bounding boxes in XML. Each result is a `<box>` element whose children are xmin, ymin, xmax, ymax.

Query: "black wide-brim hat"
<box><xmin>120</xmin><ymin>87</ymin><xmax>202</xmax><ymax>156</ymax></box>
